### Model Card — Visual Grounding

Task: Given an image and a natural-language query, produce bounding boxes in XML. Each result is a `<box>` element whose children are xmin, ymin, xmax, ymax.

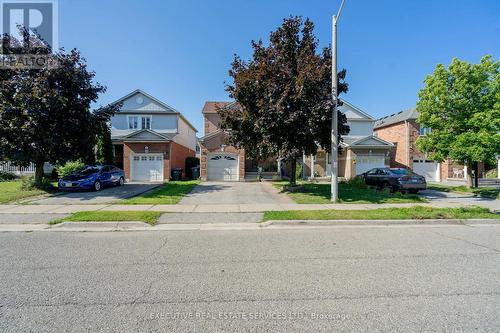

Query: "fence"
<box><xmin>0</xmin><ymin>161</ymin><xmax>55</xmax><ymax>175</ymax></box>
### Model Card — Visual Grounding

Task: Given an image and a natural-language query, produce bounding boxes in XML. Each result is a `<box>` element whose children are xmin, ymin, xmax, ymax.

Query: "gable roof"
<box><xmin>339</xmin><ymin>99</ymin><xmax>375</xmax><ymax>120</ymax></box>
<box><xmin>202</xmin><ymin>101</ymin><xmax>239</xmax><ymax>114</ymax></box>
<box><xmin>201</xmin><ymin>99</ymin><xmax>373</xmax><ymax>120</ymax></box>
<box><xmin>374</xmin><ymin>109</ymin><xmax>418</xmax><ymax>129</ymax></box>
<box><xmin>341</xmin><ymin>135</ymin><xmax>394</xmax><ymax>148</ymax></box>
<box><xmin>199</xmin><ymin>129</ymin><xmax>224</xmax><ymax>142</ymax></box>
<box><xmin>110</xmin><ymin>89</ymin><xmax>198</xmax><ymax>132</ymax></box>
<box><xmin>122</xmin><ymin>129</ymin><xmax>176</xmax><ymax>142</ymax></box>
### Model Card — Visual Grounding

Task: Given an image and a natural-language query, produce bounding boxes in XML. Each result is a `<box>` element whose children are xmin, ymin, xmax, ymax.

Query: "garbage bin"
<box><xmin>171</xmin><ymin>168</ymin><xmax>183</xmax><ymax>181</ymax></box>
<box><xmin>191</xmin><ymin>166</ymin><xmax>200</xmax><ymax>179</ymax></box>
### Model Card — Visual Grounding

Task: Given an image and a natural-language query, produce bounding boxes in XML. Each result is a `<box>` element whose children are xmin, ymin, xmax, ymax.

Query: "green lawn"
<box><xmin>0</xmin><ymin>181</ymin><xmax>50</xmax><ymax>204</ymax></box>
<box><xmin>274</xmin><ymin>181</ymin><xmax>426</xmax><ymax>204</ymax></box>
<box><xmin>264</xmin><ymin>206</ymin><xmax>498</xmax><ymax>221</ymax></box>
<box><xmin>122</xmin><ymin>180</ymin><xmax>200</xmax><ymax>204</ymax></box>
<box><xmin>53</xmin><ymin>210</ymin><xmax>162</xmax><ymax>225</ymax></box>
<box><xmin>427</xmin><ymin>183</ymin><xmax>499</xmax><ymax>199</ymax></box>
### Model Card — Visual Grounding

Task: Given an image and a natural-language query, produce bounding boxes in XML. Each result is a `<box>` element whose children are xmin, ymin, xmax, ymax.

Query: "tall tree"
<box><xmin>416</xmin><ymin>55</ymin><xmax>499</xmax><ymax>188</ymax></box>
<box><xmin>0</xmin><ymin>30</ymin><xmax>118</xmax><ymax>184</ymax></box>
<box><xmin>95</xmin><ymin>123</ymin><xmax>114</xmax><ymax>165</ymax></box>
<box><xmin>219</xmin><ymin>17</ymin><xmax>349</xmax><ymax>185</ymax></box>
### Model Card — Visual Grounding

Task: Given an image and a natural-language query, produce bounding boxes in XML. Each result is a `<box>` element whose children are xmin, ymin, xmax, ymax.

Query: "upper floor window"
<box><xmin>142</xmin><ymin>116</ymin><xmax>151</xmax><ymax>129</ymax></box>
<box><xmin>128</xmin><ymin>116</ymin><xmax>139</xmax><ymax>129</ymax></box>
<box><xmin>128</xmin><ymin>116</ymin><xmax>152</xmax><ymax>130</ymax></box>
<box><xmin>419</xmin><ymin>127</ymin><xmax>432</xmax><ymax>136</ymax></box>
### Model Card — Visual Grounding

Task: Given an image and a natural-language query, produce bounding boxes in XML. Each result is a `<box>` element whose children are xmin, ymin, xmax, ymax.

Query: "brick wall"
<box><xmin>123</xmin><ymin>142</ymin><xmax>170</xmax><ymax>181</ymax></box>
<box><xmin>170</xmin><ymin>141</ymin><xmax>196</xmax><ymax>177</ymax></box>
<box><xmin>374</xmin><ymin>121</ymin><xmax>408</xmax><ymax>168</ymax></box>
<box><xmin>199</xmin><ymin>133</ymin><xmax>245</xmax><ymax>181</ymax></box>
<box><xmin>204</xmin><ymin>113</ymin><xmax>221</xmax><ymax>135</ymax></box>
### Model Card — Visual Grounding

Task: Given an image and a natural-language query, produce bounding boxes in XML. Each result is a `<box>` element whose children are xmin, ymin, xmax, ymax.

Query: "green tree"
<box><xmin>95</xmin><ymin>124</ymin><xmax>114</xmax><ymax>165</ymax></box>
<box><xmin>219</xmin><ymin>17</ymin><xmax>349</xmax><ymax>186</ymax></box>
<box><xmin>416</xmin><ymin>55</ymin><xmax>500</xmax><ymax>188</ymax></box>
<box><xmin>0</xmin><ymin>30</ymin><xmax>119</xmax><ymax>185</ymax></box>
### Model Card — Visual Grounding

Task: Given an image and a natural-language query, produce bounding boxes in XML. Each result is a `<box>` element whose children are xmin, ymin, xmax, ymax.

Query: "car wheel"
<box><xmin>93</xmin><ymin>181</ymin><xmax>101</xmax><ymax>191</ymax></box>
<box><xmin>408</xmin><ymin>189</ymin><xmax>419</xmax><ymax>194</ymax></box>
<box><xmin>119</xmin><ymin>177</ymin><xmax>125</xmax><ymax>186</ymax></box>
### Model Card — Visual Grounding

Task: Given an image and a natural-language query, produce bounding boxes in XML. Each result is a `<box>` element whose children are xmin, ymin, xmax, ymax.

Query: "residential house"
<box><xmin>199</xmin><ymin>101</ymin><xmax>246</xmax><ymax>181</ymax></box>
<box><xmin>373</xmin><ymin>109</ymin><xmax>484</xmax><ymax>182</ymax></box>
<box><xmin>199</xmin><ymin>100</ymin><xmax>392</xmax><ymax>181</ymax></box>
<box><xmin>303</xmin><ymin>100</ymin><xmax>394</xmax><ymax>179</ymax></box>
<box><xmin>110</xmin><ymin>90</ymin><xmax>197</xmax><ymax>182</ymax></box>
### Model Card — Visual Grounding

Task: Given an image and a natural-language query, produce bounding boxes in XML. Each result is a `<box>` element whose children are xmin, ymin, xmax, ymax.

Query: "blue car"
<box><xmin>58</xmin><ymin>165</ymin><xmax>125</xmax><ymax>191</ymax></box>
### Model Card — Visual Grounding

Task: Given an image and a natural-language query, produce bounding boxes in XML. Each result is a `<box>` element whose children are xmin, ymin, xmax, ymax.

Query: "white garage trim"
<box><xmin>413</xmin><ymin>160</ymin><xmax>439</xmax><ymax>182</ymax></box>
<box><xmin>130</xmin><ymin>153</ymin><xmax>164</xmax><ymax>182</ymax></box>
<box><xmin>207</xmin><ymin>153</ymin><xmax>239</xmax><ymax>181</ymax></box>
<box><xmin>355</xmin><ymin>155</ymin><xmax>386</xmax><ymax>175</ymax></box>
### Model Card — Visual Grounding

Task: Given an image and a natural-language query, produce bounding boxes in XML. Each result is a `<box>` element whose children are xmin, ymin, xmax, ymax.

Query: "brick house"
<box><xmin>110</xmin><ymin>90</ymin><xmax>197</xmax><ymax>182</ymax></box>
<box><xmin>373</xmin><ymin>109</ymin><xmax>484</xmax><ymax>182</ymax></box>
<box><xmin>198</xmin><ymin>101</ymin><xmax>246</xmax><ymax>181</ymax></box>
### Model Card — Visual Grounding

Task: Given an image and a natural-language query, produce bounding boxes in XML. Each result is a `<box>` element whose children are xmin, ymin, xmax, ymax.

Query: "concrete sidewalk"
<box><xmin>0</xmin><ymin>201</ymin><xmax>498</xmax><ymax>214</ymax></box>
<box><xmin>1</xmin><ymin>218</ymin><xmax>499</xmax><ymax>233</ymax></box>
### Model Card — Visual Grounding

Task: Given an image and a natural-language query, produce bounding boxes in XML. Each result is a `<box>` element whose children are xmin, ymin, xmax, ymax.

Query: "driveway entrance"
<box><xmin>180</xmin><ymin>181</ymin><xmax>293</xmax><ymax>205</ymax></box>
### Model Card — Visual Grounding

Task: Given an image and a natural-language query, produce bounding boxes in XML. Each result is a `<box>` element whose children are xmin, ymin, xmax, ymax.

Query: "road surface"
<box><xmin>1</xmin><ymin>225</ymin><xmax>499</xmax><ymax>332</ymax></box>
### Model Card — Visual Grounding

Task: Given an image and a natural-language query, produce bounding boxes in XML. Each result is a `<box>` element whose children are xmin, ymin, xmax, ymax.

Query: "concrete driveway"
<box><xmin>28</xmin><ymin>183</ymin><xmax>161</xmax><ymax>205</ymax></box>
<box><xmin>420</xmin><ymin>189</ymin><xmax>500</xmax><ymax>211</ymax></box>
<box><xmin>180</xmin><ymin>181</ymin><xmax>293</xmax><ymax>205</ymax></box>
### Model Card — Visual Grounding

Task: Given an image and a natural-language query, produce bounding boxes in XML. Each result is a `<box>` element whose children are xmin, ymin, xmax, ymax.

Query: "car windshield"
<box><xmin>77</xmin><ymin>167</ymin><xmax>100</xmax><ymax>175</ymax></box>
<box><xmin>390</xmin><ymin>169</ymin><xmax>412</xmax><ymax>175</ymax></box>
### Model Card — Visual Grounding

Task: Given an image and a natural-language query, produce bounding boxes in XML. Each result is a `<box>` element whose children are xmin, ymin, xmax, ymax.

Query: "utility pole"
<box><xmin>331</xmin><ymin>0</ymin><xmax>346</xmax><ymax>202</ymax></box>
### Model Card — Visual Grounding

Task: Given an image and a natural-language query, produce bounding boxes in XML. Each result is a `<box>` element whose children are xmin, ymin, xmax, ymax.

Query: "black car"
<box><xmin>361</xmin><ymin>168</ymin><xmax>427</xmax><ymax>194</ymax></box>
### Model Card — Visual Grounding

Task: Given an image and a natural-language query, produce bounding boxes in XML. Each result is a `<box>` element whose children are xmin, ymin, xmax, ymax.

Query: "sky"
<box><xmin>58</xmin><ymin>0</ymin><xmax>499</xmax><ymax>133</ymax></box>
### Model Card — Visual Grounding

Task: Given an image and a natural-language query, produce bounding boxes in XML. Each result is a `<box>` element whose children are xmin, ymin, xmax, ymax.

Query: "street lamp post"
<box><xmin>331</xmin><ymin>0</ymin><xmax>346</xmax><ymax>202</ymax></box>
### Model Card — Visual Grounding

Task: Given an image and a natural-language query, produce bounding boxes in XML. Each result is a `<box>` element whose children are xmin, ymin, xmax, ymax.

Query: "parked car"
<box><xmin>361</xmin><ymin>168</ymin><xmax>426</xmax><ymax>194</ymax></box>
<box><xmin>58</xmin><ymin>165</ymin><xmax>125</xmax><ymax>191</ymax></box>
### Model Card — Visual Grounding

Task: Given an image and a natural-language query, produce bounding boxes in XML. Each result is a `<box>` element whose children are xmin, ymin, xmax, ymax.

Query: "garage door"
<box><xmin>207</xmin><ymin>153</ymin><xmax>239</xmax><ymax>181</ymax></box>
<box><xmin>355</xmin><ymin>155</ymin><xmax>386</xmax><ymax>175</ymax></box>
<box><xmin>413</xmin><ymin>160</ymin><xmax>438</xmax><ymax>181</ymax></box>
<box><xmin>131</xmin><ymin>154</ymin><xmax>163</xmax><ymax>182</ymax></box>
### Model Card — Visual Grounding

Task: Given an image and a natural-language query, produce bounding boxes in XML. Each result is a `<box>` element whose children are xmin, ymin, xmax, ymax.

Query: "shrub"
<box><xmin>345</xmin><ymin>176</ymin><xmax>368</xmax><ymax>189</ymax></box>
<box><xmin>185</xmin><ymin>157</ymin><xmax>200</xmax><ymax>179</ymax></box>
<box><xmin>20</xmin><ymin>176</ymin><xmax>53</xmax><ymax>191</ymax></box>
<box><xmin>57</xmin><ymin>160</ymin><xmax>86</xmax><ymax>178</ymax></box>
<box><xmin>0</xmin><ymin>171</ymin><xmax>16</xmax><ymax>182</ymax></box>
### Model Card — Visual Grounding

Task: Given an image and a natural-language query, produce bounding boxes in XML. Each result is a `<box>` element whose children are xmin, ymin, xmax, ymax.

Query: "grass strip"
<box><xmin>263</xmin><ymin>206</ymin><xmax>498</xmax><ymax>221</ymax></box>
<box><xmin>51</xmin><ymin>211</ymin><xmax>162</xmax><ymax>225</ymax></box>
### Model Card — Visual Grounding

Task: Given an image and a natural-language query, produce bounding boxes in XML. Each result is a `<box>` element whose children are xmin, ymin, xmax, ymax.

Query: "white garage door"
<box><xmin>413</xmin><ymin>160</ymin><xmax>438</xmax><ymax>181</ymax></box>
<box><xmin>207</xmin><ymin>153</ymin><xmax>239</xmax><ymax>181</ymax></box>
<box><xmin>131</xmin><ymin>154</ymin><xmax>163</xmax><ymax>182</ymax></box>
<box><xmin>355</xmin><ymin>155</ymin><xmax>386</xmax><ymax>175</ymax></box>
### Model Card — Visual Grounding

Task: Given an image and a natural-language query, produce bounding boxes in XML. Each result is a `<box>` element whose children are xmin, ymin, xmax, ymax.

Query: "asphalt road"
<box><xmin>1</xmin><ymin>226</ymin><xmax>499</xmax><ymax>332</ymax></box>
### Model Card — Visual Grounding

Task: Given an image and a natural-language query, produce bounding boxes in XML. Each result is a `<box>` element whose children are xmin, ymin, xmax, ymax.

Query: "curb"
<box><xmin>1</xmin><ymin>219</ymin><xmax>500</xmax><ymax>232</ymax></box>
<box><xmin>262</xmin><ymin>219</ymin><xmax>500</xmax><ymax>227</ymax></box>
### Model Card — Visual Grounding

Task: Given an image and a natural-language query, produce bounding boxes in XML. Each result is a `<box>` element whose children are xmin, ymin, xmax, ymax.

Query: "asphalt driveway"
<box><xmin>180</xmin><ymin>181</ymin><xmax>293</xmax><ymax>205</ymax></box>
<box><xmin>27</xmin><ymin>183</ymin><xmax>161</xmax><ymax>205</ymax></box>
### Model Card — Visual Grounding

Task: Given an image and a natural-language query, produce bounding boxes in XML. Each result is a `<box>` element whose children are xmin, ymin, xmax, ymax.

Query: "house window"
<box><xmin>128</xmin><ymin>116</ymin><xmax>139</xmax><ymax>129</ymax></box>
<box><xmin>128</xmin><ymin>116</ymin><xmax>151</xmax><ymax>130</ymax></box>
<box><xmin>142</xmin><ymin>117</ymin><xmax>151</xmax><ymax>129</ymax></box>
<box><xmin>419</xmin><ymin>127</ymin><xmax>432</xmax><ymax>136</ymax></box>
